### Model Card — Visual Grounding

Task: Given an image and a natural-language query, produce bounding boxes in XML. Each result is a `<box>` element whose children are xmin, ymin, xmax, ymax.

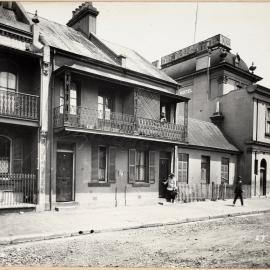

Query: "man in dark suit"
<box><xmin>233</xmin><ymin>176</ymin><xmax>244</xmax><ymax>206</ymax></box>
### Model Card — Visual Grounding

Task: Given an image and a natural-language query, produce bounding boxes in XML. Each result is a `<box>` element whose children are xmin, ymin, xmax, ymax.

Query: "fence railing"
<box><xmin>0</xmin><ymin>90</ymin><xmax>39</xmax><ymax>120</ymax></box>
<box><xmin>54</xmin><ymin>105</ymin><xmax>187</xmax><ymax>142</ymax></box>
<box><xmin>0</xmin><ymin>173</ymin><xmax>37</xmax><ymax>206</ymax></box>
<box><xmin>177</xmin><ymin>182</ymin><xmax>251</xmax><ymax>203</ymax></box>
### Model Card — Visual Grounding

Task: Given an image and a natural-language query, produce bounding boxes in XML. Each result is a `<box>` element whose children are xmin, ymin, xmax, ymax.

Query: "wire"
<box><xmin>194</xmin><ymin>1</ymin><xmax>199</xmax><ymax>43</ymax></box>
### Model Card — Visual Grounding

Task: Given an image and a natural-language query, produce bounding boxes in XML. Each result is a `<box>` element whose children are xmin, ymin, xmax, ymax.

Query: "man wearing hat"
<box><xmin>233</xmin><ymin>176</ymin><xmax>244</xmax><ymax>206</ymax></box>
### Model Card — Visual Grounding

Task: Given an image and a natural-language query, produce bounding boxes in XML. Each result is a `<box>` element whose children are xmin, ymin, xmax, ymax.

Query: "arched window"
<box><xmin>0</xmin><ymin>136</ymin><xmax>11</xmax><ymax>173</ymax></box>
<box><xmin>0</xmin><ymin>72</ymin><xmax>17</xmax><ymax>91</ymax></box>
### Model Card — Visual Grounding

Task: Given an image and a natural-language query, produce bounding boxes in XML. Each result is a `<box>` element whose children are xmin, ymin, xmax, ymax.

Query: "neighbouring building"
<box><xmin>0</xmin><ymin>2</ymin><xmax>240</xmax><ymax>211</ymax></box>
<box><xmin>161</xmin><ymin>34</ymin><xmax>270</xmax><ymax>197</ymax></box>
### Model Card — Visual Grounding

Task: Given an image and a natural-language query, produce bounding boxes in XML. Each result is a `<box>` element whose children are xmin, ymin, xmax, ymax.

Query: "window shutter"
<box><xmin>149</xmin><ymin>151</ymin><xmax>156</xmax><ymax>184</ymax></box>
<box><xmin>128</xmin><ymin>149</ymin><xmax>136</xmax><ymax>183</ymax></box>
<box><xmin>13</xmin><ymin>138</ymin><xmax>23</xmax><ymax>173</ymax></box>
<box><xmin>91</xmin><ymin>144</ymin><xmax>98</xmax><ymax>182</ymax></box>
<box><xmin>108</xmin><ymin>146</ymin><xmax>116</xmax><ymax>183</ymax></box>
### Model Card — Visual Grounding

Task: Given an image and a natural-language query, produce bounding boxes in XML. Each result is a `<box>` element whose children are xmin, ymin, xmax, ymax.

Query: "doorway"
<box><xmin>56</xmin><ymin>150</ymin><xmax>74</xmax><ymax>202</ymax></box>
<box><xmin>159</xmin><ymin>152</ymin><xmax>171</xmax><ymax>198</ymax></box>
<box><xmin>260</xmin><ymin>159</ymin><xmax>267</xmax><ymax>196</ymax></box>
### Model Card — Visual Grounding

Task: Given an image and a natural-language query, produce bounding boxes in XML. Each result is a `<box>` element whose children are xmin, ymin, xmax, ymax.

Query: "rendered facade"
<box><xmin>0</xmin><ymin>2</ymin><xmax>240</xmax><ymax>211</ymax></box>
<box><xmin>161</xmin><ymin>34</ymin><xmax>270</xmax><ymax>197</ymax></box>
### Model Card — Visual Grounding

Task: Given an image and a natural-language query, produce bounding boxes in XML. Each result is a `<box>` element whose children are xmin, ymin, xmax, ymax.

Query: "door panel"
<box><xmin>260</xmin><ymin>169</ymin><xmax>266</xmax><ymax>196</ymax></box>
<box><xmin>159</xmin><ymin>158</ymin><xmax>170</xmax><ymax>198</ymax></box>
<box><xmin>56</xmin><ymin>152</ymin><xmax>73</xmax><ymax>202</ymax></box>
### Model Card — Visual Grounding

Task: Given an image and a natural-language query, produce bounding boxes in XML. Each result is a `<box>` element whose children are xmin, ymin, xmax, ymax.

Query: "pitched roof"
<box><xmin>187</xmin><ymin>118</ymin><xmax>239</xmax><ymax>152</ymax></box>
<box><xmin>100</xmin><ymin>37</ymin><xmax>176</xmax><ymax>84</ymax></box>
<box><xmin>26</xmin><ymin>12</ymin><xmax>177</xmax><ymax>85</ymax></box>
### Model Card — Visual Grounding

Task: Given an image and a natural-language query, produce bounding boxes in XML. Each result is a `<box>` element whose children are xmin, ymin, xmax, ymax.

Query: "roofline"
<box><xmin>251</xmin><ymin>84</ymin><xmax>270</xmax><ymax>97</ymax></box>
<box><xmin>54</xmin><ymin>65</ymin><xmax>189</xmax><ymax>103</ymax></box>
<box><xmin>167</xmin><ymin>62</ymin><xmax>262</xmax><ymax>83</ymax></box>
<box><xmin>0</xmin><ymin>22</ymin><xmax>32</xmax><ymax>40</ymax></box>
<box><xmin>52</xmin><ymin>47</ymin><xmax>179</xmax><ymax>89</ymax></box>
<box><xmin>0</xmin><ymin>44</ymin><xmax>42</xmax><ymax>58</ymax></box>
<box><xmin>181</xmin><ymin>143</ymin><xmax>240</xmax><ymax>154</ymax></box>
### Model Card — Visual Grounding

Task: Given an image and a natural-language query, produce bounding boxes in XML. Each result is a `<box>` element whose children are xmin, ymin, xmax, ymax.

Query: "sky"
<box><xmin>22</xmin><ymin>2</ymin><xmax>270</xmax><ymax>87</ymax></box>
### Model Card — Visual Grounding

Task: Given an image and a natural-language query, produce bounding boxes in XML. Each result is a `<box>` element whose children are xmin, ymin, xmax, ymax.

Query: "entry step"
<box><xmin>55</xmin><ymin>202</ymin><xmax>80</xmax><ymax>212</ymax></box>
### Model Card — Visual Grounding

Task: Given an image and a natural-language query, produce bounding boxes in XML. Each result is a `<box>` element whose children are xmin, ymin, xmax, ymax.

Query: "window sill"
<box><xmin>88</xmin><ymin>182</ymin><xmax>111</xmax><ymax>187</ymax></box>
<box><xmin>132</xmin><ymin>182</ymin><xmax>150</xmax><ymax>187</ymax></box>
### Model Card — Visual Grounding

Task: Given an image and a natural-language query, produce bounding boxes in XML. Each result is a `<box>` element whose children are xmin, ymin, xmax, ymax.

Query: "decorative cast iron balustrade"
<box><xmin>54</xmin><ymin>105</ymin><xmax>187</xmax><ymax>142</ymax></box>
<box><xmin>0</xmin><ymin>173</ymin><xmax>37</xmax><ymax>206</ymax></box>
<box><xmin>0</xmin><ymin>90</ymin><xmax>39</xmax><ymax>120</ymax></box>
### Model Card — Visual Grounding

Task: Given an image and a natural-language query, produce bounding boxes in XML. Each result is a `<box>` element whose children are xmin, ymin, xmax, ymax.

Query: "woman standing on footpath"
<box><xmin>163</xmin><ymin>173</ymin><xmax>177</xmax><ymax>203</ymax></box>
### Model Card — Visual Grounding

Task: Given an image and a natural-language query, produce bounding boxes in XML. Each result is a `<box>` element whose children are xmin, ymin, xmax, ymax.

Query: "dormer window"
<box><xmin>0</xmin><ymin>72</ymin><xmax>16</xmax><ymax>92</ymax></box>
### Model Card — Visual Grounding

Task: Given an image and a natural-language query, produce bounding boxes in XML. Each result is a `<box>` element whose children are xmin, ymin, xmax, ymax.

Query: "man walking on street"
<box><xmin>233</xmin><ymin>176</ymin><xmax>244</xmax><ymax>206</ymax></box>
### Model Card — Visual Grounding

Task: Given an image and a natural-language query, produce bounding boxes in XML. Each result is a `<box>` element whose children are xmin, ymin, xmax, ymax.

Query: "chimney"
<box><xmin>67</xmin><ymin>2</ymin><xmax>99</xmax><ymax>36</ymax></box>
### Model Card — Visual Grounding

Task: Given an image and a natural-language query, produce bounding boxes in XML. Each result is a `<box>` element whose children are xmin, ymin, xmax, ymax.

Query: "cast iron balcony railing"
<box><xmin>0</xmin><ymin>90</ymin><xmax>39</xmax><ymax>120</ymax></box>
<box><xmin>0</xmin><ymin>173</ymin><xmax>37</xmax><ymax>206</ymax></box>
<box><xmin>54</xmin><ymin>105</ymin><xmax>187</xmax><ymax>142</ymax></box>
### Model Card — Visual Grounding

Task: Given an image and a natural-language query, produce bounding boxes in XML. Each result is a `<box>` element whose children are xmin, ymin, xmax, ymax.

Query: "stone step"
<box><xmin>54</xmin><ymin>202</ymin><xmax>80</xmax><ymax>212</ymax></box>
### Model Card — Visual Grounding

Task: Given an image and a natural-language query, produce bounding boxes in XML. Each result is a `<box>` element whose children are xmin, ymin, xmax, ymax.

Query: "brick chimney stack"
<box><xmin>67</xmin><ymin>2</ymin><xmax>99</xmax><ymax>36</ymax></box>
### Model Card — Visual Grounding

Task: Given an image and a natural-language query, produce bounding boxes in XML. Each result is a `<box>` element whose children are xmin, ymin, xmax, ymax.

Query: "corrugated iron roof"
<box><xmin>99</xmin><ymin>37</ymin><xmax>177</xmax><ymax>84</ymax></box>
<box><xmin>26</xmin><ymin>12</ymin><xmax>177</xmax><ymax>86</ymax></box>
<box><xmin>0</xmin><ymin>6</ymin><xmax>31</xmax><ymax>33</ymax></box>
<box><xmin>187</xmin><ymin>118</ymin><xmax>239</xmax><ymax>152</ymax></box>
<box><xmin>33</xmin><ymin>15</ymin><xmax>117</xmax><ymax>66</ymax></box>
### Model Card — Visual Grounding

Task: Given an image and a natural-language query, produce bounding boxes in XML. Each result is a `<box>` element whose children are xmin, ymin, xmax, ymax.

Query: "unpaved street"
<box><xmin>0</xmin><ymin>213</ymin><xmax>269</xmax><ymax>267</ymax></box>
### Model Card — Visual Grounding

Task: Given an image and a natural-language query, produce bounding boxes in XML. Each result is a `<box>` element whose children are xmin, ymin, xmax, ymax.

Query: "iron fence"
<box><xmin>54</xmin><ymin>105</ymin><xmax>187</xmax><ymax>142</ymax></box>
<box><xmin>177</xmin><ymin>182</ymin><xmax>251</xmax><ymax>203</ymax></box>
<box><xmin>0</xmin><ymin>173</ymin><xmax>37</xmax><ymax>206</ymax></box>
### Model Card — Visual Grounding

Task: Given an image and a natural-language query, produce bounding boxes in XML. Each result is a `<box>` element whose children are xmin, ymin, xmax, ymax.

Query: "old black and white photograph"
<box><xmin>0</xmin><ymin>1</ymin><xmax>270</xmax><ymax>268</ymax></box>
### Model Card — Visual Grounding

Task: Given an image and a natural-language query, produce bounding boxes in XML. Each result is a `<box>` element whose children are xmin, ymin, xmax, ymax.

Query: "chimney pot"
<box><xmin>67</xmin><ymin>1</ymin><xmax>99</xmax><ymax>35</ymax></box>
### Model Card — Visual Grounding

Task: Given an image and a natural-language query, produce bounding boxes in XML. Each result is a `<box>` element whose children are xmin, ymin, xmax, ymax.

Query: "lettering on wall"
<box><xmin>161</xmin><ymin>34</ymin><xmax>231</xmax><ymax>66</ymax></box>
<box><xmin>179</xmin><ymin>88</ymin><xmax>192</xmax><ymax>96</ymax></box>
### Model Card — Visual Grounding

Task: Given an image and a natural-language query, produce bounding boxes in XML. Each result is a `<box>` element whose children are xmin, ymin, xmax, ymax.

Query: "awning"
<box><xmin>54</xmin><ymin>64</ymin><xmax>189</xmax><ymax>102</ymax></box>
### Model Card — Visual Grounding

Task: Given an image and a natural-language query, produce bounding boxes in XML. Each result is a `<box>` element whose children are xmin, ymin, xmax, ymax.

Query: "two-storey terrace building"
<box><xmin>0</xmin><ymin>2</ymin><xmax>240</xmax><ymax>211</ymax></box>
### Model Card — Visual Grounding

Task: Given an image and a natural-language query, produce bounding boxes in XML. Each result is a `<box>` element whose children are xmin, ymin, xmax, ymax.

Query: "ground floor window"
<box><xmin>136</xmin><ymin>150</ymin><xmax>146</xmax><ymax>182</ymax></box>
<box><xmin>178</xmin><ymin>153</ymin><xmax>189</xmax><ymax>183</ymax></box>
<box><xmin>129</xmin><ymin>149</ymin><xmax>156</xmax><ymax>183</ymax></box>
<box><xmin>98</xmin><ymin>146</ymin><xmax>107</xmax><ymax>181</ymax></box>
<box><xmin>201</xmin><ymin>156</ymin><xmax>210</xmax><ymax>184</ymax></box>
<box><xmin>221</xmin><ymin>157</ymin><xmax>229</xmax><ymax>183</ymax></box>
<box><xmin>0</xmin><ymin>136</ymin><xmax>11</xmax><ymax>173</ymax></box>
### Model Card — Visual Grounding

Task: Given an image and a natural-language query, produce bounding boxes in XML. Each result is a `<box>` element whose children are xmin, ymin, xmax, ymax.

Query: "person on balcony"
<box><xmin>233</xmin><ymin>176</ymin><xmax>244</xmax><ymax>206</ymax></box>
<box><xmin>160</xmin><ymin>112</ymin><xmax>167</xmax><ymax>123</ymax></box>
<box><xmin>163</xmin><ymin>173</ymin><xmax>177</xmax><ymax>203</ymax></box>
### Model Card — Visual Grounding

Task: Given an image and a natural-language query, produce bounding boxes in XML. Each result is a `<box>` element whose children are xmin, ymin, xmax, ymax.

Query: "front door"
<box><xmin>56</xmin><ymin>152</ymin><xmax>74</xmax><ymax>202</ymax></box>
<box><xmin>159</xmin><ymin>155</ymin><xmax>170</xmax><ymax>198</ymax></box>
<box><xmin>260</xmin><ymin>168</ymin><xmax>266</xmax><ymax>196</ymax></box>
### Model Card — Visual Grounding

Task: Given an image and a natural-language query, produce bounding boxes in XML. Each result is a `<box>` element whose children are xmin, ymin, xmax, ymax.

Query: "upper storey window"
<box><xmin>0</xmin><ymin>72</ymin><xmax>16</xmax><ymax>92</ymax></box>
<box><xmin>265</xmin><ymin>108</ymin><xmax>270</xmax><ymax>135</ymax></box>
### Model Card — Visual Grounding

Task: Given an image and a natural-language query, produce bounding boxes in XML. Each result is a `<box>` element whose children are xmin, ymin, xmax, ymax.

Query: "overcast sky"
<box><xmin>22</xmin><ymin>2</ymin><xmax>270</xmax><ymax>87</ymax></box>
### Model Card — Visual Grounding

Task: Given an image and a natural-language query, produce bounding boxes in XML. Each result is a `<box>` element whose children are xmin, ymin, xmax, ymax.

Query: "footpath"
<box><xmin>0</xmin><ymin>198</ymin><xmax>269</xmax><ymax>245</ymax></box>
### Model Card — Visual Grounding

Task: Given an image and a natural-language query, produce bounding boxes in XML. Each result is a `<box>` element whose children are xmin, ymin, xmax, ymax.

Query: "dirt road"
<box><xmin>0</xmin><ymin>213</ymin><xmax>269</xmax><ymax>267</ymax></box>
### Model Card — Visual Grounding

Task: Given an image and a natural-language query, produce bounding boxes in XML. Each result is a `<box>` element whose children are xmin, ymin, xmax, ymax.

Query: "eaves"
<box><xmin>52</xmin><ymin>47</ymin><xmax>179</xmax><ymax>90</ymax></box>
